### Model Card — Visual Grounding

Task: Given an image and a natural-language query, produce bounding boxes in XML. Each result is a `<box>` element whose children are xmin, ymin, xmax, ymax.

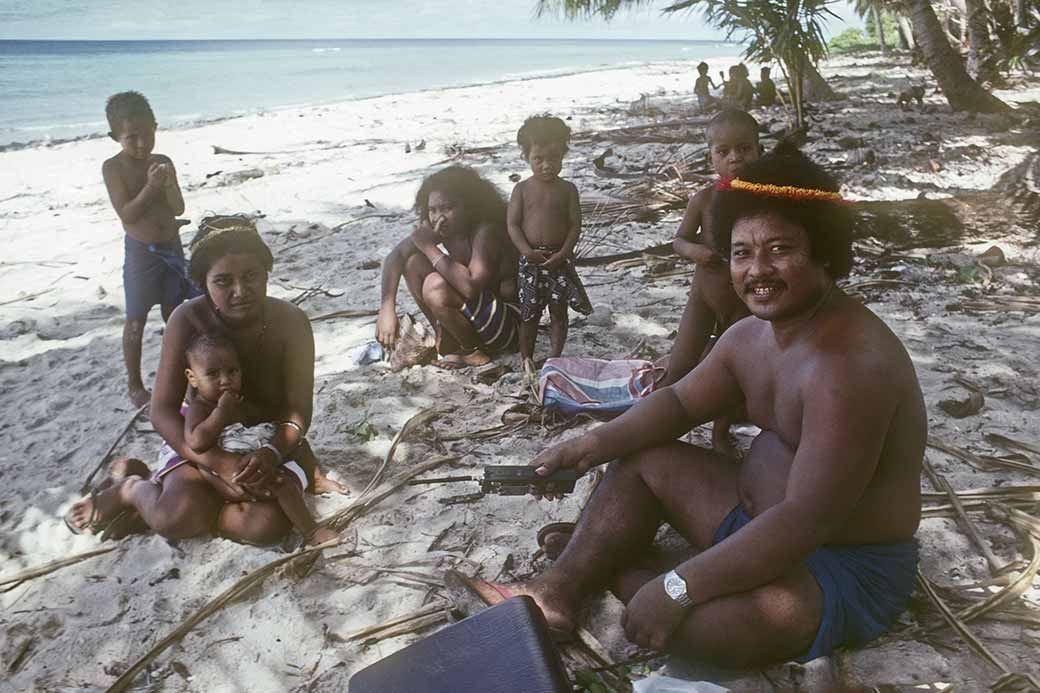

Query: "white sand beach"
<box><xmin>2</xmin><ymin>53</ymin><xmax>1039</xmax><ymax>690</ymax></box>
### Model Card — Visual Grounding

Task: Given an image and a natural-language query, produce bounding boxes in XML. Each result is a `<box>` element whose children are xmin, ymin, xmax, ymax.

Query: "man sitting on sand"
<box><xmin>450</xmin><ymin>144</ymin><xmax>926</xmax><ymax>667</ymax></box>
<box><xmin>376</xmin><ymin>165</ymin><xmax>520</xmax><ymax>368</ymax></box>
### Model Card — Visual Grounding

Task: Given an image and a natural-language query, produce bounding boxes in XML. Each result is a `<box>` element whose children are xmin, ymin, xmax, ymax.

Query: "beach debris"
<box><xmin>364</xmin><ymin>199</ymin><xmax>376</xmax><ymax>208</ymax></box>
<box><xmin>978</xmin><ymin>246</ymin><xmax>1007</xmax><ymax>268</ymax></box>
<box><xmin>345</xmin><ymin>603</ymin><xmax>451</xmax><ymax>646</ymax></box>
<box><xmin>356</xmin><ymin>259</ymin><xmax>381</xmax><ymax>270</ymax></box>
<box><xmin>508</xmin><ymin>173</ymin><xmax>522</xmax><ymax>183</ymax></box>
<box><xmin>473</xmin><ymin>362</ymin><xmax>511</xmax><ymax>386</ymax></box>
<box><xmin>108</xmin><ymin>454</ymin><xmax>456</xmax><ymax>693</ymax></box>
<box><xmin>0</xmin><ymin>546</ymin><xmax>119</xmax><ymax>593</ymax></box>
<box><xmin>389</xmin><ymin>314</ymin><xmax>437</xmax><ymax>371</ymax></box>
<box><xmin>846</xmin><ymin>148</ymin><xmax>876</xmax><ymax>167</ymax></box>
<box><xmin>929</xmin><ymin>159</ymin><xmax>943</xmax><ymax>173</ymax></box>
<box><xmin>80</xmin><ymin>403</ymin><xmax>150</xmax><ymax>494</ymax></box>
<box><xmin>939</xmin><ymin>385</ymin><xmax>985</xmax><ymax>418</ymax></box>
<box><xmin>837</xmin><ymin>135</ymin><xmax>865</xmax><ymax>150</ymax></box>
<box><xmin>309</xmin><ymin>308</ymin><xmax>379</xmax><ymax>322</ymax></box>
<box><xmin>415</xmin><ymin>139</ymin><xmax>426</xmax><ymax>151</ymax></box>
<box><xmin>290</xmin><ymin>285</ymin><xmax>344</xmax><ymax>306</ymax></box>
<box><xmin>348</xmin><ymin>341</ymin><xmax>385</xmax><ymax>367</ymax></box>
<box><xmin>217</xmin><ymin>168</ymin><xmax>265</xmax><ymax>186</ymax></box>
<box><xmin>404</xmin><ymin>142</ymin><xmax>411</xmax><ymax>153</ymax></box>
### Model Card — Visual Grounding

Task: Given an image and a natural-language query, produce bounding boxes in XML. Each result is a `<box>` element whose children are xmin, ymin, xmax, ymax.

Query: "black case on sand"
<box><xmin>349</xmin><ymin>596</ymin><xmax>571</xmax><ymax>693</ymax></box>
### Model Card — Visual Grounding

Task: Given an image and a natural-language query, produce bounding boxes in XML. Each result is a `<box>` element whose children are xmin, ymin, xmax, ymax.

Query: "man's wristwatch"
<box><xmin>663</xmin><ymin>569</ymin><xmax>695</xmax><ymax>608</ymax></box>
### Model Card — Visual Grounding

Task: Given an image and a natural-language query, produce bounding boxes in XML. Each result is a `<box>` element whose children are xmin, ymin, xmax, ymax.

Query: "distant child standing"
<box><xmin>756</xmin><ymin>66</ymin><xmax>778</xmax><ymax>107</ymax></box>
<box><xmin>179</xmin><ymin>333</ymin><xmax>336</xmax><ymax>547</ymax></box>
<box><xmin>694</xmin><ymin>61</ymin><xmax>719</xmax><ymax>111</ymax></box>
<box><xmin>102</xmin><ymin>91</ymin><xmax>199</xmax><ymax>407</ymax></box>
<box><xmin>507</xmin><ymin>115</ymin><xmax>593</xmax><ymax>380</ymax></box>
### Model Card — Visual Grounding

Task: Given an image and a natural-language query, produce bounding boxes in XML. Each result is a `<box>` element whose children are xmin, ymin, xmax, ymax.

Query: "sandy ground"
<box><xmin>1</xmin><ymin>52</ymin><xmax>1039</xmax><ymax>691</ymax></box>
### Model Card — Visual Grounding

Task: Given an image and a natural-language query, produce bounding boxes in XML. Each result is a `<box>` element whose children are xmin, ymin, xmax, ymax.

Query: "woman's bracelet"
<box><xmin>433</xmin><ymin>252</ymin><xmax>449</xmax><ymax>271</ymax></box>
<box><xmin>279</xmin><ymin>420</ymin><xmax>304</xmax><ymax>435</ymax></box>
<box><xmin>260</xmin><ymin>443</ymin><xmax>284</xmax><ymax>466</ymax></box>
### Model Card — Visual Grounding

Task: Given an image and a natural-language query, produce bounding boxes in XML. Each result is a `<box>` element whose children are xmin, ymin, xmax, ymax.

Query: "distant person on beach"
<box><xmin>66</xmin><ymin>217</ymin><xmax>346</xmax><ymax>543</ymax></box>
<box><xmin>665</xmin><ymin>109</ymin><xmax>761</xmax><ymax>455</ymax></box>
<box><xmin>102</xmin><ymin>91</ymin><xmax>200</xmax><ymax>408</ymax></box>
<box><xmin>694</xmin><ymin>61</ymin><xmax>719</xmax><ymax>112</ymax></box>
<box><xmin>376</xmin><ymin>165</ymin><xmax>520</xmax><ymax>369</ymax></box>
<box><xmin>180</xmin><ymin>332</ymin><xmax>336</xmax><ymax>546</ymax></box>
<box><xmin>720</xmin><ymin>65</ymin><xmax>754</xmax><ymax>111</ymax></box>
<box><xmin>756</xmin><ymin>66</ymin><xmax>778</xmax><ymax>108</ymax></box>
<box><xmin>450</xmin><ymin>144</ymin><xmax>925</xmax><ymax>669</ymax></box>
<box><xmin>507</xmin><ymin>115</ymin><xmax>593</xmax><ymax>382</ymax></box>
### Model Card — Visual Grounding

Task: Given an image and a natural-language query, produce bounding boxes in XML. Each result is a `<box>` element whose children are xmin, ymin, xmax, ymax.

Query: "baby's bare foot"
<box><xmin>311</xmin><ymin>473</ymin><xmax>349</xmax><ymax>496</ymax></box>
<box><xmin>128</xmin><ymin>386</ymin><xmax>151</xmax><ymax>409</ymax></box>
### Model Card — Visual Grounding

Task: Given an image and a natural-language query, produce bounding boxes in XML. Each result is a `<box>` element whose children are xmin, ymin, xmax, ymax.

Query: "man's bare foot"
<box><xmin>128</xmin><ymin>385</ymin><xmax>151</xmax><ymax>408</ymax></box>
<box><xmin>311</xmin><ymin>471</ymin><xmax>349</xmax><ymax>496</ymax></box>
<box><xmin>433</xmin><ymin>350</ymin><xmax>492</xmax><ymax>370</ymax></box>
<box><xmin>444</xmin><ymin>571</ymin><xmax>577</xmax><ymax>636</ymax></box>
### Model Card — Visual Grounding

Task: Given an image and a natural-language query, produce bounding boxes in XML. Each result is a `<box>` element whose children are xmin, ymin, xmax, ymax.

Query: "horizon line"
<box><xmin>0</xmin><ymin>36</ymin><xmax>735</xmax><ymax>43</ymax></box>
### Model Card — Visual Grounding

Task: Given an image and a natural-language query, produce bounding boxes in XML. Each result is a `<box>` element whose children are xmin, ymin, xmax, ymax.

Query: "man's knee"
<box><xmin>422</xmin><ymin>272</ymin><xmax>460</xmax><ymax>310</ymax></box>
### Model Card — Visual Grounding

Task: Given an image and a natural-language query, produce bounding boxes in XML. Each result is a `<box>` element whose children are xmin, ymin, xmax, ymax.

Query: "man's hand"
<box><xmin>233</xmin><ymin>446</ymin><xmax>279</xmax><ymax>490</ymax></box>
<box><xmin>532</xmin><ymin>433</ymin><xmax>601</xmax><ymax>479</ymax></box>
<box><xmin>216</xmin><ymin>390</ymin><xmax>244</xmax><ymax>423</ymax></box>
<box><xmin>621</xmin><ymin>575</ymin><xmax>688</xmax><ymax>651</ymax></box>
<box><xmin>541</xmin><ymin>251</ymin><xmax>567</xmax><ymax>270</ymax></box>
<box><xmin>376</xmin><ymin>305</ymin><xmax>399</xmax><ymax>349</ymax></box>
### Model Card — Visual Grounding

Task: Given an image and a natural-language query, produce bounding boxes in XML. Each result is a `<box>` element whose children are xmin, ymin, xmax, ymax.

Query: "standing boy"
<box><xmin>102</xmin><ymin>91</ymin><xmax>198</xmax><ymax>407</ymax></box>
<box><xmin>507</xmin><ymin>115</ymin><xmax>593</xmax><ymax>382</ymax></box>
<box><xmin>665</xmin><ymin>109</ymin><xmax>762</xmax><ymax>455</ymax></box>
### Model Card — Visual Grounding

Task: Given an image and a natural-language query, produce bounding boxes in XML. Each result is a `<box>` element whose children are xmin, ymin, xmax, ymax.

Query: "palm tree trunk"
<box><xmin>875</xmin><ymin>7</ymin><xmax>888</xmax><ymax>55</ymax></box>
<box><xmin>897</xmin><ymin>14</ymin><xmax>916</xmax><ymax>50</ymax></box>
<box><xmin>800</xmin><ymin>55</ymin><xmax>839</xmax><ymax>102</ymax></box>
<box><xmin>964</xmin><ymin>0</ymin><xmax>1000</xmax><ymax>83</ymax></box>
<box><xmin>906</xmin><ymin>0</ymin><xmax>1008</xmax><ymax>112</ymax></box>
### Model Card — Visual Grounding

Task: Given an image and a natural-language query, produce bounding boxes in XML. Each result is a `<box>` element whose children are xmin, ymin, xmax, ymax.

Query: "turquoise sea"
<box><xmin>0</xmin><ymin>38</ymin><xmax>738</xmax><ymax>148</ymax></box>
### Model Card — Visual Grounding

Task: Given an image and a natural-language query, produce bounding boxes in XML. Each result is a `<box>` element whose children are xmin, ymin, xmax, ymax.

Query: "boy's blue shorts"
<box><xmin>713</xmin><ymin>505</ymin><xmax>918</xmax><ymax>662</ymax></box>
<box><xmin>122</xmin><ymin>235</ymin><xmax>201</xmax><ymax>320</ymax></box>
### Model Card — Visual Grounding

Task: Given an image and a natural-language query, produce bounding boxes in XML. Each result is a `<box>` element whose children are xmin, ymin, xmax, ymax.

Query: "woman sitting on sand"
<box><xmin>66</xmin><ymin>217</ymin><xmax>343</xmax><ymax>543</ymax></box>
<box><xmin>376</xmin><ymin>165</ymin><xmax>520</xmax><ymax>368</ymax></box>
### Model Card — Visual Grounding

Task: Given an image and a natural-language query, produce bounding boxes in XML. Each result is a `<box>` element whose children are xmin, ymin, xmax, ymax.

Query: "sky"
<box><xmin>0</xmin><ymin>0</ymin><xmax>862</xmax><ymax>41</ymax></box>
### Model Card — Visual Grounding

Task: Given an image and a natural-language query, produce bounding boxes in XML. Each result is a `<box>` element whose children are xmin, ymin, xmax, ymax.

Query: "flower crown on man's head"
<box><xmin>717</xmin><ymin>177</ymin><xmax>852</xmax><ymax>206</ymax></box>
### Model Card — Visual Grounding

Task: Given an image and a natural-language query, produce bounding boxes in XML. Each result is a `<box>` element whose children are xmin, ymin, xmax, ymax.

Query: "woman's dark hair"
<box><xmin>413</xmin><ymin>165</ymin><xmax>507</xmax><ymax>227</ymax></box>
<box><xmin>712</xmin><ymin>141</ymin><xmax>854</xmax><ymax>278</ymax></box>
<box><xmin>188</xmin><ymin>216</ymin><xmax>274</xmax><ymax>288</ymax></box>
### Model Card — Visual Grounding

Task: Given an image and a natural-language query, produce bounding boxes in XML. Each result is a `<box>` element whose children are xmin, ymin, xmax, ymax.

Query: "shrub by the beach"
<box><xmin>829</xmin><ymin>28</ymin><xmax>875</xmax><ymax>54</ymax></box>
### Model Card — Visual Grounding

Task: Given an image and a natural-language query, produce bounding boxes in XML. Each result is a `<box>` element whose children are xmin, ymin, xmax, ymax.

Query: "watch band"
<box><xmin>664</xmin><ymin>569</ymin><xmax>695</xmax><ymax>608</ymax></box>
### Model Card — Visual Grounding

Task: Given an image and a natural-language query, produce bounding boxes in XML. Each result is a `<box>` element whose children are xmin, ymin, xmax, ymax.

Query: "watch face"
<box><xmin>664</xmin><ymin>572</ymin><xmax>685</xmax><ymax>599</ymax></box>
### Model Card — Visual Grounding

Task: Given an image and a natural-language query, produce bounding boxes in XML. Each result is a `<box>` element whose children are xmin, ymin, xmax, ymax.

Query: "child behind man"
<box><xmin>720</xmin><ymin>64</ymin><xmax>754</xmax><ymax>111</ymax></box>
<box><xmin>665</xmin><ymin>109</ymin><xmax>762</xmax><ymax>456</ymax></box>
<box><xmin>507</xmin><ymin>115</ymin><xmax>593</xmax><ymax>381</ymax></box>
<box><xmin>182</xmin><ymin>332</ymin><xmax>335</xmax><ymax>546</ymax></box>
<box><xmin>102</xmin><ymin>91</ymin><xmax>199</xmax><ymax>408</ymax></box>
<box><xmin>756</xmin><ymin>66</ymin><xmax>778</xmax><ymax>107</ymax></box>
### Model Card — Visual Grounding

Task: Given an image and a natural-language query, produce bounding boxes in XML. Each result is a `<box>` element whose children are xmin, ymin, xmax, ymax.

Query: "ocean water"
<box><xmin>0</xmin><ymin>38</ymin><xmax>738</xmax><ymax>147</ymax></box>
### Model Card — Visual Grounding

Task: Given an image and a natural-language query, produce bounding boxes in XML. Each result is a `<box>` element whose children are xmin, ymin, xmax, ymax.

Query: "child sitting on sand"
<box><xmin>720</xmin><ymin>64</ymin><xmax>754</xmax><ymax>111</ymax></box>
<box><xmin>182</xmin><ymin>332</ymin><xmax>336</xmax><ymax>546</ymax></box>
<box><xmin>756</xmin><ymin>66</ymin><xmax>778</xmax><ymax>107</ymax></box>
<box><xmin>694</xmin><ymin>61</ymin><xmax>720</xmax><ymax>111</ymax></box>
<box><xmin>665</xmin><ymin>109</ymin><xmax>762</xmax><ymax>456</ymax></box>
<box><xmin>507</xmin><ymin>115</ymin><xmax>593</xmax><ymax>382</ymax></box>
<box><xmin>102</xmin><ymin>91</ymin><xmax>200</xmax><ymax>408</ymax></box>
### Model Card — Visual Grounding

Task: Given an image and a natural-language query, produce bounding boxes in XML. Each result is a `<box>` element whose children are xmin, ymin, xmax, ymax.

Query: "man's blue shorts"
<box><xmin>123</xmin><ymin>235</ymin><xmax>201</xmax><ymax>320</ymax></box>
<box><xmin>713</xmin><ymin>505</ymin><xmax>918</xmax><ymax>662</ymax></box>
